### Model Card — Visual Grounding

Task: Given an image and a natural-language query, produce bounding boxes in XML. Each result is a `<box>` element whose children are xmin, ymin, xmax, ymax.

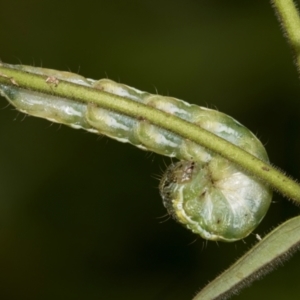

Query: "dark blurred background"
<box><xmin>0</xmin><ymin>1</ymin><xmax>300</xmax><ymax>299</ymax></box>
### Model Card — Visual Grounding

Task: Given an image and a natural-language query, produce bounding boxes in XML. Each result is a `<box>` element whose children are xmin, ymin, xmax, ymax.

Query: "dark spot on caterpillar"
<box><xmin>137</xmin><ymin>116</ymin><xmax>146</xmax><ymax>121</ymax></box>
<box><xmin>262</xmin><ymin>166</ymin><xmax>270</xmax><ymax>171</ymax></box>
<box><xmin>206</xmin><ymin>170</ymin><xmax>214</xmax><ymax>185</ymax></box>
<box><xmin>200</xmin><ymin>190</ymin><xmax>207</xmax><ymax>197</ymax></box>
<box><xmin>185</xmin><ymin>162</ymin><xmax>195</xmax><ymax>174</ymax></box>
<box><xmin>216</xmin><ymin>219</ymin><xmax>221</xmax><ymax>224</ymax></box>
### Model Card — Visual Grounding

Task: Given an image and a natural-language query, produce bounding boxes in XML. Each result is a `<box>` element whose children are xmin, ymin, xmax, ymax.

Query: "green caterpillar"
<box><xmin>0</xmin><ymin>63</ymin><xmax>272</xmax><ymax>242</ymax></box>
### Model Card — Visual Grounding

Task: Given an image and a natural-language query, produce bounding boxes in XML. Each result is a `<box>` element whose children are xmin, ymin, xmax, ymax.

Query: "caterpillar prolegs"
<box><xmin>0</xmin><ymin>64</ymin><xmax>272</xmax><ymax>242</ymax></box>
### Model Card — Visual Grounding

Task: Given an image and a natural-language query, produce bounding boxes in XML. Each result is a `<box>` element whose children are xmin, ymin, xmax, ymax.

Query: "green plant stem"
<box><xmin>1</xmin><ymin>63</ymin><xmax>300</xmax><ymax>204</ymax></box>
<box><xmin>272</xmin><ymin>0</ymin><xmax>300</xmax><ymax>72</ymax></box>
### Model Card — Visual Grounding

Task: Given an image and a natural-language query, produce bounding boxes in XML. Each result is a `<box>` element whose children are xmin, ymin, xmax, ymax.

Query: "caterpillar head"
<box><xmin>159</xmin><ymin>158</ymin><xmax>272</xmax><ymax>242</ymax></box>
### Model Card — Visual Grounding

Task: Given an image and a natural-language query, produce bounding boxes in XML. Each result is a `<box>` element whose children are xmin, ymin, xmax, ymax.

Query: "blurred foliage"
<box><xmin>0</xmin><ymin>0</ymin><xmax>300</xmax><ymax>299</ymax></box>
